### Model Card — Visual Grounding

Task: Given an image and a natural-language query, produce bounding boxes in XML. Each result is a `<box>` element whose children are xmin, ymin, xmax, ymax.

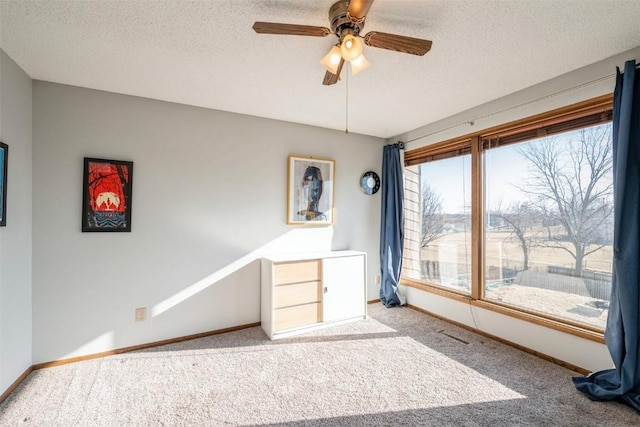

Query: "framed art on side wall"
<box><xmin>0</xmin><ymin>142</ymin><xmax>7</xmax><ymax>227</ymax></box>
<box><xmin>82</xmin><ymin>157</ymin><xmax>134</xmax><ymax>232</ymax></box>
<box><xmin>287</xmin><ymin>155</ymin><xmax>335</xmax><ymax>225</ymax></box>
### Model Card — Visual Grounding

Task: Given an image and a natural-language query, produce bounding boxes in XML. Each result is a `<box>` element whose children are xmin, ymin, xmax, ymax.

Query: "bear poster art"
<box><xmin>82</xmin><ymin>158</ymin><xmax>134</xmax><ymax>232</ymax></box>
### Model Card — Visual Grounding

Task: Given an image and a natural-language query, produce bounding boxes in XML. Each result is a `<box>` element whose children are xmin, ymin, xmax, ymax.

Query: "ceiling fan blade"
<box><xmin>363</xmin><ymin>31</ymin><xmax>433</xmax><ymax>56</ymax></box>
<box><xmin>323</xmin><ymin>58</ymin><xmax>345</xmax><ymax>85</ymax></box>
<box><xmin>252</xmin><ymin>22</ymin><xmax>331</xmax><ymax>37</ymax></box>
<box><xmin>348</xmin><ymin>0</ymin><xmax>375</xmax><ymax>20</ymax></box>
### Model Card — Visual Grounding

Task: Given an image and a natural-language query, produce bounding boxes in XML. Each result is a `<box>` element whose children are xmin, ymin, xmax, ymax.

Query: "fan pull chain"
<box><xmin>345</xmin><ymin>62</ymin><xmax>349</xmax><ymax>134</ymax></box>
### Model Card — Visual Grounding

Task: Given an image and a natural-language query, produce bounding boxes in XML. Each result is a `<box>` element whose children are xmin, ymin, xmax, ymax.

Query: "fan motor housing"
<box><xmin>329</xmin><ymin>0</ymin><xmax>364</xmax><ymax>38</ymax></box>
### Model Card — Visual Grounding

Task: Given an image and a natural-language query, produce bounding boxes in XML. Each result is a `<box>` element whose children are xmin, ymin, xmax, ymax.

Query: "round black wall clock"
<box><xmin>360</xmin><ymin>171</ymin><xmax>380</xmax><ymax>195</ymax></box>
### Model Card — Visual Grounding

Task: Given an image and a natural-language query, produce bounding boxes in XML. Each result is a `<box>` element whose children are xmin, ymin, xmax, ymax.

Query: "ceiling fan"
<box><xmin>252</xmin><ymin>0</ymin><xmax>432</xmax><ymax>85</ymax></box>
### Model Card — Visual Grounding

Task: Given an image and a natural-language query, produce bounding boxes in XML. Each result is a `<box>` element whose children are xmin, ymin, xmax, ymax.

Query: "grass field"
<box><xmin>421</xmin><ymin>229</ymin><xmax>613</xmax><ymax>274</ymax></box>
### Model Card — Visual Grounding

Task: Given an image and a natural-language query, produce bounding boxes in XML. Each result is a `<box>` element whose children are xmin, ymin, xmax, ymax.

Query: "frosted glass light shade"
<box><xmin>340</xmin><ymin>34</ymin><xmax>363</xmax><ymax>62</ymax></box>
<box><xmin>350</xmin><ymin>54</ymin><xmax>370</xmax><ymax>75</ymax></box>
<box><xmin>320</xmin><ymin>45</ymin><xmax>342</xmax><ymax>74</ymax></box>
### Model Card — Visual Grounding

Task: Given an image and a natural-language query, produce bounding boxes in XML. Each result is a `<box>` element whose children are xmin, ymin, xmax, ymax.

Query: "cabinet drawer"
<box><xmin>273</xmin><ymin>303</ymin><xmax>322</xmax><ymax>332</ymax></box>
<box><xmin>273</xmin><ymin>260</ymin><xmax>321</xmax><ymax>285</ymax></box>
<box><xmin>274</xmin><ymin>281</ymin><xmax>321</xmax><ymax>309</ymax></box>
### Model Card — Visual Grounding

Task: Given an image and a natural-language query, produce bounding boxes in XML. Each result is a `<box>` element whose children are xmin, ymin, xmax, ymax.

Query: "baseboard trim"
<box><xmin>0</xmin><ymin>366</ymin><xmax>33</xmax><ymax>405</ymax></box>
<box><xmin>367</xmin><ymin>298</ymin><xmax>381</xmax><ymax>304</ymax></box>
<box><xmin>1</xmin><ymin>321</ymin><xmax>260</xmax><ymax>403</ymax></box>
<box><xmin>406</xmin><ymin>304</ymin><xmax>590</xmax><ymax>376</ymax></box>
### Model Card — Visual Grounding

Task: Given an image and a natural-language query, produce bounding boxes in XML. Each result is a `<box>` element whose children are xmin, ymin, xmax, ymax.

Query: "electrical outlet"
<box><xmin>375</xmin><ymin>275</ymin><xmax>381</xmax><ymax>285</ymax></box>
<box><xmin>135</xmin><ymin>307</ymin><xmax>146</xmax><ymax>322</ymax></box>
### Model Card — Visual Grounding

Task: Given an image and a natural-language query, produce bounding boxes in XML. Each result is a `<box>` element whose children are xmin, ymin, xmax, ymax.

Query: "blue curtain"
<box><xmin>379</xmin><ymin>143</ymin><xmax>405</xmax><ymax>307</ymax></box>
<box><xmin>573</xmin><ymin>59</ymin><xmax>640</xmax><ymax>411</ymax></box>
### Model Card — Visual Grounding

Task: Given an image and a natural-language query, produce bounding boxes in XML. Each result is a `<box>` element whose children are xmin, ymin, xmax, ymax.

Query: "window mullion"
<box><xmin>471</xmin><ymin>136</ymin><xmax>483</xmax><ymax>300</ymax></box>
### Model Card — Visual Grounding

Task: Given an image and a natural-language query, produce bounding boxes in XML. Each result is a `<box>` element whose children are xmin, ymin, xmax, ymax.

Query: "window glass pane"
<box><xmin>483</xmin><ymin>123</ymin><xmax>613</xmax><ymax>329</ymax></box>
<box><xmin>403</xmin><ymin>155</ymin><xmax>472</xmax><ymax>294</ymax></box>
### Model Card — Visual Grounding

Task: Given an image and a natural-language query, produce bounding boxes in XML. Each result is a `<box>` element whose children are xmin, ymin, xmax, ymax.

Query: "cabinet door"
<box><xmin>322</xmin><ymin>255</ymin><xmax>366</xmax><ymax>323</ymax></box>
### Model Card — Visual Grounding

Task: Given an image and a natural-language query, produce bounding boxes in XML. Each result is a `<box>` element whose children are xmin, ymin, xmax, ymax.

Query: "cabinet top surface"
<box><xmin>262</xmin><ymin>250</ymin><xmax>366</xmax><ymax>263</ymax></box>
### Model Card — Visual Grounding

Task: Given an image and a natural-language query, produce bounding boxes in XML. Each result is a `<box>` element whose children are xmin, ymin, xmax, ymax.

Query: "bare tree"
<box><xmin>421</xmin><ymin>183</ymin><xmax>447</xmax><ymax>248</ymax></box>
<box><xmin>517</xmin><ymin>125</ymin><xmax>613</xmax><ymax>276</ymax></box>
<box><xmin>492</xmin><ymin>202</ymin><xmax>541</xmax><ymax>271</ymax></box>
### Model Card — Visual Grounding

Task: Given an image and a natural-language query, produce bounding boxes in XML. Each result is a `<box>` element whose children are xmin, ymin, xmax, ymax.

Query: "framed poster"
<box><xmin>287</xmin><ymin>155</ymin><xmax>335</xmax><ymax>225</ymax></box>
<box><xmin>0</xmin><ymin>142</ymin><xmax>7</xmax><ymax>227</ymax></box>
<box><xmin>82</xmin><ymin>157</ymin><xmax>133</xmax><ymax>232</ymax></box>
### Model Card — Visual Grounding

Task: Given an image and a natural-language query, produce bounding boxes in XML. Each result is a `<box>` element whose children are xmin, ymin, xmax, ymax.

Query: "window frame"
<box><xmin>401</xmin><ymin>94</ymin><xmax>613</xmax><ymax>343</ymax></box>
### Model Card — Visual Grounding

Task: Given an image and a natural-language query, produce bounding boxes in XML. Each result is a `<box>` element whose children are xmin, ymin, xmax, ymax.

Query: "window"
<box><xmin>403</xmin><ymin>95</ymin><xmax>613</xmax><ymax>335</ymax></box>
<box><xmin>404</xmin><ymin>151</ymin><xmax>472</xmax><ymax>294</ymax></box>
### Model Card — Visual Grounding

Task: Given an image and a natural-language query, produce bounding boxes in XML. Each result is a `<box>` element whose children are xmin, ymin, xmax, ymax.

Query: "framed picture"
<box><xmin>82</xmin><ymin>157</ymin><xmax>133</xmax><ymax>232</ymax></box>
<box><xmin>0</xmin><ymin>142</ymin><xmax>7</xmax><ymax>227</ymax></box>
<box><xmin>287</xmin><ymin>155</ymin><xmax>335</xmax><ymax>225</ymax></box>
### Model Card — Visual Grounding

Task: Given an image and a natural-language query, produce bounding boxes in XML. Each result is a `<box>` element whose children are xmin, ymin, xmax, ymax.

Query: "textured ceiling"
<box><xmin>2</xmin><ymin>1</ymin><xmax>640</xmax><ymax>138</ymax></box>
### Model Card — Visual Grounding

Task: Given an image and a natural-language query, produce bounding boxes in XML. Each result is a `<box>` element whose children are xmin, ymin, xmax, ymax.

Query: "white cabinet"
<box><xmin>261</xmin><ymin>251</ymin><xmax>367</xmax><ymax>339</ymax></box>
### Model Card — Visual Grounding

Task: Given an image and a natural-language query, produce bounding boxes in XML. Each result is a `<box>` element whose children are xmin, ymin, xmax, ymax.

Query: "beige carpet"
<box><xmin>1</xmin><ymin>304</ymin><xmax>637</xmax><ymax>426</ymax></box>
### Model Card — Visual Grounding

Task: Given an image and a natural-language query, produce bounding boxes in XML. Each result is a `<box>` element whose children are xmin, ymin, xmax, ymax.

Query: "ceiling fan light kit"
<box><xmin>320</xmin><ymin>45</ymin><xmax>343</xmax><ymax>75</ymax></box>
<box><xmin>350</xmin><ymin>54</ymin><xmax>370</xmax><ymax>75</ymax></box>
<box><xmin>339</xmin><ymin>32</ymin><xmax>363</xmax><ymax>62</ymax></box>
<box><xmin>253</xmin><ymin>0</ymin><xmax>432</xmax><ymax>86</ymax></box>
<box><xmin>319</xmin><ymin>36</ymin><xmax>368</xmax><ymax>76</ymax></box>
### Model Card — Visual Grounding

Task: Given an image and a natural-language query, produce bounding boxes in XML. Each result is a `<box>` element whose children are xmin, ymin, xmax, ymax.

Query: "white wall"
<box><xmin>0</xmin><ymin>50</ymin><xmax>33</xmax><ymax>392</ymax></box>
<box><xmin>32</xmin><ymin>82</ymin><xmax>384</xmax><ymax>364</ymax></box>
<box><xmin>394</xmin><ymin>46</ymin><xmax>640</xmax><ymax>373</ymax></box>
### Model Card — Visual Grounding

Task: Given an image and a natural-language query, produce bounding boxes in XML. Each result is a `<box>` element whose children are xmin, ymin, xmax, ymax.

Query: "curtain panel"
<box><xmin>379</xmin><ymin>143</ymin><xmax>405</xmax><ymax>307</ymax></box>
<box><xmin>573</xmin><ymin>59</ymin><xmax>640</xmax><ymax>412</ymax></box>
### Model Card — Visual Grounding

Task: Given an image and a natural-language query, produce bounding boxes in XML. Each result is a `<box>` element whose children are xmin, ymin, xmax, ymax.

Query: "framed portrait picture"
<box><xmin>287</xmin><ymin>155</ymin><xmax>335</xmax><ymax>225</ymax></box>
<box><xmin>0</xmin><ymin>142</ymin><xmax>7</xmax><ymax>227</ymax></box>
<box><xmin>82</xmin><ymin>157</ymin><xmax>134</xmax><ymax>232</ymax></box>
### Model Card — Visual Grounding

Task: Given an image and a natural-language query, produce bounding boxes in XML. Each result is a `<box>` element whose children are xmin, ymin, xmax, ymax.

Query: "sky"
<box><xmin>419</xmin><ymin>146</ymin><xmax>530</xmax><ymax>214</ymax></box>
<box><xmin>418</xmin><ymin>123</ymin><xmax>613</xmax><ymax>215</ymax></box>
